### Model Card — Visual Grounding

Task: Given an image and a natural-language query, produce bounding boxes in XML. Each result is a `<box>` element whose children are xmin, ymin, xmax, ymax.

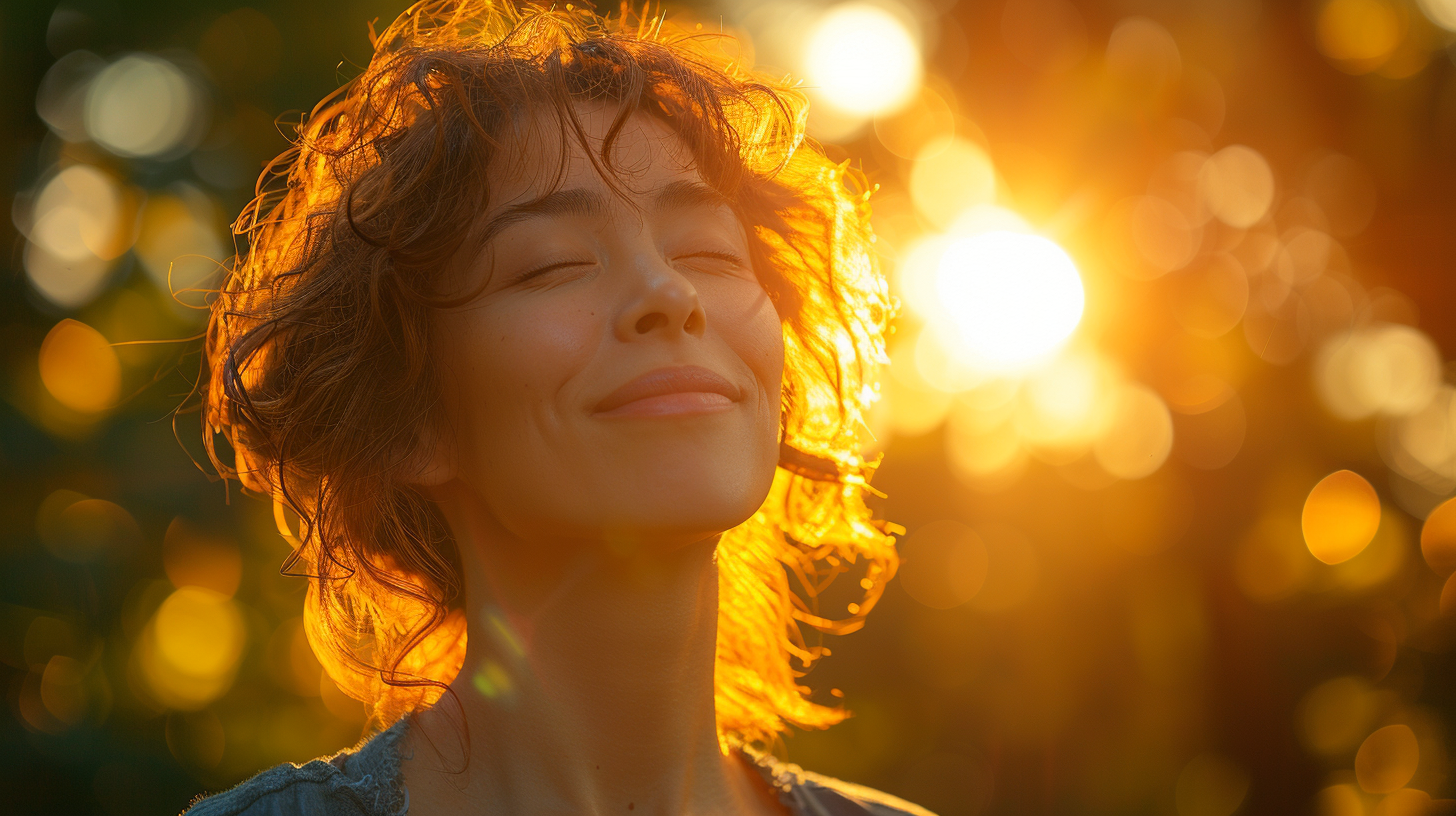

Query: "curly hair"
<box><xmin>201</xmin><ymin>0</ymin><xmax>897</xmax><ymax>748</ymax></box>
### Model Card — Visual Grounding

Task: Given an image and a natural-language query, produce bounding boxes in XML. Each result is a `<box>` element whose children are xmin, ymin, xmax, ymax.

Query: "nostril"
<box><xmin>635</xmin><ymin>313</ymin><xmax>668</xmax><ymax>334</ymax></box>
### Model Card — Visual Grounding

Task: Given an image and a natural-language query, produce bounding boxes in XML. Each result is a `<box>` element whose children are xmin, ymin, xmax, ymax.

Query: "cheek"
<box><xmin>438</xmin><ymin>300</ymin><xmax>601</xmax><ymax>436</ymax></box>
<box><xmin>707</xmin><ymin>282</ymin><xmax>785</xmax><ymax>408</ymax></box>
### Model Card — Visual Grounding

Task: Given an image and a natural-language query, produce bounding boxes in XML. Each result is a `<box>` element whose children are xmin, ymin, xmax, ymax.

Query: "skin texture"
<box><xmin>401</xmin><ymin>105</ymin><xmax>790</xmax><ymax>815</ymax></box>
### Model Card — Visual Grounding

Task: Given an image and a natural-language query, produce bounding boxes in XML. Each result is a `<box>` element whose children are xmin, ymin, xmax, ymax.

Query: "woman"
<box><xmin>188</xmin><ymin>1</ymin><xmax>923</xmax><ymax>813</ymax></box>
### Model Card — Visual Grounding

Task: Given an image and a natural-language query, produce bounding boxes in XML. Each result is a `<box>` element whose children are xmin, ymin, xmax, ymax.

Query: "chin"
<box><xmin>591</xmin><ymin>446</ymin><xmax>777</xmax><ymax>548</ymax></box>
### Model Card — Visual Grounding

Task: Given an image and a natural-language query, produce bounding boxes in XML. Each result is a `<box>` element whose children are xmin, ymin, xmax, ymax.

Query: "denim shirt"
<box><xmin>183</xmin><ymin>718</ymin><xmax>935</xmax><ymax>816</ymax></box>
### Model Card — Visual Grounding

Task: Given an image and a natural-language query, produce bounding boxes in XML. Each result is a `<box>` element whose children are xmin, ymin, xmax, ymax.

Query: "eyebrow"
<box><xmin>477</xmin><ymin>187</ymin><xmax>607</xmax><ymax>245</ymax></box>
<box><xmin>477</xmin><ymin>180</ymin><xmax>733</xmax><ymax>245</ymax></box>
<box><xmin>651</xmin><ymin>180</ymin><xmax>734</xmax><ymax>215</ymax></box>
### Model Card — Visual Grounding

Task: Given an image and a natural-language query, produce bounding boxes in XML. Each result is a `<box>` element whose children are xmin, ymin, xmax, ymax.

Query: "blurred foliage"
<box><xmin>4</xmin><ymin>0</ymin><xmax>1456</xmax><ymax>815</ymax></box>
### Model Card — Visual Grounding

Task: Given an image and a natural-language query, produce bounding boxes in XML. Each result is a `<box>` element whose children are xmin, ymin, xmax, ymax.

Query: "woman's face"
<box><xmin>428</xmin><ymin>105</ymin><xmax>784</xmax><ymax>551</ymax></box>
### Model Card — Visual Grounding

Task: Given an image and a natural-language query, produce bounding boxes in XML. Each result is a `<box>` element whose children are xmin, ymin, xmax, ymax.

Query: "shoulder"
<box><xmin>183</xmin><ymin>722</ymin><xmax>408</xmax><ymax>816</ymax></box>
<box><xmin>745</xmin><ymin>751</ymin><xmax>939</xmax><ymax>816</ymax></box>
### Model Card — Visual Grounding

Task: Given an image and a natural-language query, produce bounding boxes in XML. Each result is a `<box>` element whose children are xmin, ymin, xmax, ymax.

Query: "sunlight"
<box><xmin>803</xmin><ymin>3</ymin><xmax>922</xmax><ymax>116</ymax></box>
<box><xmin>934</xmin><ymin>230</ymin><xmax>1085</xmax><ymax>371</ymax></box>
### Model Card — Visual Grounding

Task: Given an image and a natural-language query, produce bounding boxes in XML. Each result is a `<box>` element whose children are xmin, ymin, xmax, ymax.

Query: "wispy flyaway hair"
<box><xmin>201</xmin><ymin>0</ymin><xmax>897</xmax><ymax>747</ymax></box>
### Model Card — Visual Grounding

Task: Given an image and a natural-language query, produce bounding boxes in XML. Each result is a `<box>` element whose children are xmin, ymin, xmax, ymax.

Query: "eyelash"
<box><xmin>677</xmin><ymin>250</ymin><xmax>749</xmax><ymax>271</ymax></box>
<box><xmin>513</xmin><ymin>260</ymin><xmax>594</xmax><ymax>285</ymax></box>
<box><xmin>511</xmin><ymin>249</ymin><xmax>750</xmax><ymax>287</ymax></box>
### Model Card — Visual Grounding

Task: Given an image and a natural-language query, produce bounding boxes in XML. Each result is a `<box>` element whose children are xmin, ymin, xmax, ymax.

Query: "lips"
<box><xmin>594</xmin><ymin>365</ymin><xmax>742</xmax><ymax>417</ymax></box>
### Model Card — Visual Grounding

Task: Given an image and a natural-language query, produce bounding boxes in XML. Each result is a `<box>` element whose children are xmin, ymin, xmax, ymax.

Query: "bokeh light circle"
<box><xmin>39</xmin><ymin>319</ymin><xmax>121</xmax><ymax>414</ymax></box>
<box><xmin>1315</xmin><ymin>324</ymin><xmax>1442</xmax><ymax>421</ymax></box>
<box><xmin>934</xmin><ymin>231</ymin><xmax>1085</xmax><ymax>370</ymax></box>
<box><xmin>1198</xmin><ymin>145</ymin><xmax>1275</xmax><ymax>229</ymax></box>
<box><xmin>803</xmin><ymin>3</ymin><xmax>922</xmax><ymax>116</ymax></box>
<box><xmin>1093</xmin><ymin>383</ymin><xmax>1174</xmax><ymax>480</ymax></box>
<box><xmin>1416</xmin><ymin>0</ymin><xmax>1456</xmax><ymax>31</ymax></box>
<box><xmin>1302</xmin><ymin>470</ymin><xmax>1381</xmax><ymax>565</ymax></box>
<box><xmin>84</xmin><ymin>54</ymin><xmax>202</xmax><ymax>158</ymax></box>
<box><xmin>1354</xmin><ymin>723</ymin><xmax>1420</xmax><ymax>794</ymax></box>
<box><xmin>139</xmin><ymin>586</ymin><xmax>245</xmax><ymax>710</ymax></box>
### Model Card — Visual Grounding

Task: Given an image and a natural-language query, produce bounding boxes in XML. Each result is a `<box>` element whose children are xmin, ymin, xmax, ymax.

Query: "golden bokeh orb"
<box><xmin>1302</xmin><ymin>470</ymin><xmax>1381</xmax><ymax>565</ymax></box>
<box><xmin>39</xmin><ymin>319</ymin><xmax>122</xmax><ymax>414</ymax></box>
<box><xmin>803</xmin><ymin>3</ymin><xmax>922</xmax><ymax>117</ymax></box>
<box><xmin>1355</xmin><ymin>724</ymin><xmax>1420</xmax><ymax>794</ymax></box>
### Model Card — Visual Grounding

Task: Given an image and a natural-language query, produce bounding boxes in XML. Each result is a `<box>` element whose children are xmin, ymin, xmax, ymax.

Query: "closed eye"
<box><xmin>675</xmin><ymin>250</ymin><xmax>751</xmax><ymax>275</ymax></box>
<box><xmin>512</xmin><ymin>259</ymin><xmax>596</xmax><ymax>286</ymax></box>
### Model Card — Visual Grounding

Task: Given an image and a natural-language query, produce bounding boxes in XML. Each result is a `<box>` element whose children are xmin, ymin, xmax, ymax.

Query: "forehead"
<box><xmin>485</xmin><ymin>102</ymin><xmax>704</xmax><ymax>211</ymax></box>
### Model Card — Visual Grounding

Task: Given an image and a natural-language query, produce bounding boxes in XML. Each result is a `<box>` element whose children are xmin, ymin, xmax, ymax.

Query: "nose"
<box><xmin>613</xmin><ymin>255</ymin><xmax>707</xmax><ymax>341</ymax></box>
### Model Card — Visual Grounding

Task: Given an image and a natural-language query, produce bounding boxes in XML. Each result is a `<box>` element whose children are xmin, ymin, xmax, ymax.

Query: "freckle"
<box><xmin>628</xmin><ymin>804</ymin><xmax>634</xmax><ymax>811</ymax></box>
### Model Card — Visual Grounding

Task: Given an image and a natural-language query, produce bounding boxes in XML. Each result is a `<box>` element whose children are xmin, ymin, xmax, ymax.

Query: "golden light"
<box><xmin>913</xmin><ymin>327</ymin><xmax>998</xmax><ymax>393</ymax></box>
<box><xmin>1000</xmin><ymin>0</ymin><xmax>1089</xmax><ymax>74</ymax></box>
<box><xmin>1275</xmin><ymin>227</ymin><xmax>1335</xmax><ymax>285</ymax></box>
<box><xmin>1420</xmin><ymin>498</ymin><xmax>1456</xmax><ymax>575</ymax></box>
<box><xmin>874</xmin><ymin>86</ymin><xmax>956</xmax><ymax>159</ymax></box>
<box><xmin>84</xmin><ymin>54</ymin><xmax>204</xmax><ymax>158</ymax></box>
<box><xmin>1128</xmin><ymin>195</ymin><xmax>1199</xmax><ymax>274</ymax></box>
<box><xmin>896</xmin><ymin>207</ymin><xmax>1035</xmax><ymax>326</ymax></box>
<box><xmin>1416</xmin><ymin>0</ymin><xmax>1456</xmax><ymax>31</ymax></box>
<box><xmin>969</xmin><ymin>523</ymin><xmax>1039</xmax><ymax>612</ymax></box>
<box><xmin>897</xmin><ymin>520</ymin><xmax>989</xmax><ymax>609</ymax></box>
<box><xmin>909</xmin><ymin>137</ymin><xmax>996</xmax><ymax>229</ymax></box>
<box><xmin>1355</xmin><ymin>724</ymin><xmax>1420</xmax><ymax>794</ymax></box>
<box><xmin>39</xmin><ymin>319</ymin><xmax>121</xmax><ymax>414</ymax></box>
<box><xmin>1315</xmin><ymin>325</ymin><xmax>1442</xmax><ymax>420</ymax></box>
<box><xmin>1317</xmin><ymin>0</ymin><xmax>1403</xmax><ymax>69</ymax></box>
<box><xmin>22</xmin><ymin>165</ymin><xmax>130</xmax><ymax>309</ymax></box>
<box><xmin>946</xmin><ymin>413</ymin><xmax>1025</xmax><ymax>491</ymax></box>
<box><xmin>163</xmin><ymin>517</ymin><xmax>243</xmax><ymax>597</ymax></box>
<box><xmin>1198</xmin><ymin>145</ymin><xmax>1275</xmax><ymax>229</ymax></box>
<box><xmin>1093</xmin><ymin>383</ymin><xmax>1174</xmax><ymax>480</ymax></box>
<box><xmin>320</xmin><ymin>672</ymin><xmax>366</xmax><ymax>723</ymax></box>
<box><xmin>1388</xmin><ymin>386</ymin><xmax>1456</xmax><ymax>490</ymax></box>
<box><xmin>934</xmin><ymin>231</ymin><xmax>1085</xmax><ymax>371</ymax></box>
<box><xmin>1170</xmin><ymin>385</ymin><xmax>1246</xmax><ymax>472</ymax></box>
<box><xmin>803</xmin><ymin>2</ymin><xmax>922</xmax><ymax>117</ymax></box>
<box><xmin>1015</xmin><ymin>351</ymin><xmax>1111</xmax><ymax>457</ymax></box>
<box><xmin>135</xmin><ymin>187</ymin><xmax>228</xmax><ymax>306</ymax></box>
<box><xmin>944</xmin><ymin>382</ymin><xmax>1026</xmax><ymax>489</ymax></box>
<box><xmin>36</xmin><ymin>51</ymin><xmax>106</xmax><ymax>142</ymax></box>
<box><xmin>137</xmin><ymin>586</ymin><xmax>245</xmax><ymax>709</ymax></box>
<box><xmin>1330</xmin><ymin>504</ymin><xmax>1407</xmax><ymax>592</ymax></box>
<box><xmin>882</xmin><ymin>333</ymin><xmax>953</xmax><ymax>437</ymax></box>
<box><xmin>1105</xmin><ymin>16</ymin><xmax>1182</xmax><ymax>92</ymax></box>
<box><xmin>1302</xmin><ymin>470</ymin><xmax>1381</xmax><ymax>565</ymax></box>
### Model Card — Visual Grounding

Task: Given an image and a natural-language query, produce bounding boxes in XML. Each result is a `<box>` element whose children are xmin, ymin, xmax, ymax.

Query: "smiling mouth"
<box><xmin>594</xmin><ymin>365</ymin><xmax>742</xmax><ymax>418</ymax></box>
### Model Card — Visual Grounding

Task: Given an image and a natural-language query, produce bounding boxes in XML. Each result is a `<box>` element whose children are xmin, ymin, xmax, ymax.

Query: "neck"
<box><xmin>402</xmin><ymin>479</ymin><xmax>778</xmax><ymax>816</ymax></box>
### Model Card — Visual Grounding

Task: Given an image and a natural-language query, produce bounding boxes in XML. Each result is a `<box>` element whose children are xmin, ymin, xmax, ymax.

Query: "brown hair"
<box><xmin>202</xmin><ymin>0</ymin><xmax>897</xmax><ymax>747</ymax></box>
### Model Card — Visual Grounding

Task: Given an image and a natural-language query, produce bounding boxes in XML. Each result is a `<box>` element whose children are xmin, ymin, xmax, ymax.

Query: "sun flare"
<box><xmin>803</xmin><ymin>3</ymin><xmax>922</xmax><ymax>116</ymax></box>
<box><xmin>933</xmin><ymin>231</ymin><xmax>1086</xmax><ymax>371</ymax></box>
